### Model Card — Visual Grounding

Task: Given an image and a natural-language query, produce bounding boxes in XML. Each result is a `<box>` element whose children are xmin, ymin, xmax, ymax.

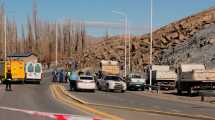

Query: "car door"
<box><xmin>25</xmin><ymin>62</ymin><xmax>34</xmax><ymax>80</ymax></box>
<box><xmin>34</xmin><ymin>63</ymin><xmax>42</xmax><ymax>80</ymax></box>
<box><xmin>100</xmin><ymin>76</ymin><xmax>106</xmax><ymax>89</ymax></box>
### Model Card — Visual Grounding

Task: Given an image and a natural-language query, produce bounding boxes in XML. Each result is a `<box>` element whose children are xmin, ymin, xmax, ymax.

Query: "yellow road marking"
<box><xmin>50</xmin><ymin>85</ymin><xmax>123</xmax><ymax>120</ymax></box>
<box><xmin>56</xmin><ymin>84</ymin><xmax>215</xmax><ymax>120</ymax></box>
<box><xmin>50</xmin><ymin>85</ymin><xmax>92</xmax><ymax>116</ymax></box>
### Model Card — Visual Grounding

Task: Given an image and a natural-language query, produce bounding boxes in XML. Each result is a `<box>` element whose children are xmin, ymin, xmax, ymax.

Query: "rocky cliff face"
<box><xmin>72</xmin><ymin>7</ymin><xmax>215</xmax><ymax>72</ymax></box>
<box><xmin>159</xmin><ymin>24</ymin><xmax>215</xmax><ymax>68</ymax></box>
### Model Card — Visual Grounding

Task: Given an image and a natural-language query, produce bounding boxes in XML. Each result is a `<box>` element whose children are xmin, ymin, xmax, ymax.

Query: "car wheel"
<box><xmin>110</xmin><ymin>89</ymin><xmax>114</xmax><ymax>92</ymax></box>
<box><xmin>91</xmin><ymin>90</ymin><xmax>95</xmax><ymax>93</ymax></box>
<box><xmin>106</xmin><ymin>84</ymin><xmax>110</xmax><ymax>92</ymax></box>
<box><xmin>97</xmin><ymin>83</ymin><xmax>101</xmax><ymax>90</ymax></box>
<box><xmin>121</xmin><ymin>90</ymin><xmax>125</xmax><ymax>93</ymax></box>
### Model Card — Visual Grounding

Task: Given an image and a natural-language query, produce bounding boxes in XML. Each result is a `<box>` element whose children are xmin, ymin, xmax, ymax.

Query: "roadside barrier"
<box><xmin>144</xmin><ymin>84</ymin><xmax>160</xmax><ymax>94</ymax></box>
<box><xmin>199</xmin><ymin>90</ymin><xmax>215</xmax><ymax>102</ymax></box>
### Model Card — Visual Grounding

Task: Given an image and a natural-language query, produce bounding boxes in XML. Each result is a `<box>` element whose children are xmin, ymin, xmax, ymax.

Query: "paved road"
<box><xmin>0</xmin><ymin>72</ymin><xmax>89</xmax><ymax>120</ymax></box>
<box><xmin>0</xmin><ymin>71</ymin><xmax>214</xmax><ymax>120</ymax></box>
<box><xmin>65</xmin><ymin>84</ymin><xmax>215</xmax><ymax>119</ymax></box>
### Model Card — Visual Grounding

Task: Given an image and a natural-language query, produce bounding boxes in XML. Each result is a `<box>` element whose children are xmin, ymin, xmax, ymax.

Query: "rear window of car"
<box><xmin>80</xmin><ymin>77</ymin><xmax>93</xmax><ymax>80</ymax></box>
<box><xmin>132</xmin><ymin>75</ymin><xmax>141</xmax><ymax>78</ymax></box>
<box><xmin>27</xmin><ymin>63</ymin><xmax>34</xmax><ymax>72</ymax></box>
<box><xmin>35</xmin><ymin>64</ymin><xmax>41</xmax><ymax>73</ymax></box>
<box><xmin>104</xmin><ymin>76</ymin><xmax>121</xmax><ymax>81</ymax></box>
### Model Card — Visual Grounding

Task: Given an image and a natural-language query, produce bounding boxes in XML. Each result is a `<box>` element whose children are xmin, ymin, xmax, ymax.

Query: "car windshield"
<box><xmin>104</xmin><ymin>76</ymin><xmax>121</xmax><ymax>81</ymax></box>
<box><xmin>132</xmin><ymin>75</ymin><xmax>141</xmax><ymax>78</ymax></box>
<box><xmin>80</xmin><ymin>77</ymin><xmax>93</xmax><ymax>80</ymax></box>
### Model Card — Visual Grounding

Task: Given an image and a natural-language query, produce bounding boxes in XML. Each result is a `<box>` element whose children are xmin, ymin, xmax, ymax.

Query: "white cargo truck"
<box><xmin>176</xmin><ymin>64</ymin><xmax>215</xmax><ymax>95</ymax></box>
<box><xmin>145</xmin><ymin>65</ymin><xmax>177</xmax><ymax>90</ymax></box>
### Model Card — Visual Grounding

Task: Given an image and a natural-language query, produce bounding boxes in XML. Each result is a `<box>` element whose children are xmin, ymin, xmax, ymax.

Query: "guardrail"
<box><xmin>144</xmin><ymin>84</ymin><xmax>160</xmax><ymax>94</ymax></box>
<box><xmin>199</xmin><ymin>90</ymin><xmax>215</xmax><ymax>102</ymax></box>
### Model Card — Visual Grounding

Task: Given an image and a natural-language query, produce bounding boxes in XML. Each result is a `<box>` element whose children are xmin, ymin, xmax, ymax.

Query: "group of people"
<box><xmin>52</xmin><ymin>70</ymin><xmax>69</xmax><ymax>83</ymax></box>
<box><xmin>52</xmin><ymin>69</ymin><xmax>79</xmax><ymax>90</ymax></box>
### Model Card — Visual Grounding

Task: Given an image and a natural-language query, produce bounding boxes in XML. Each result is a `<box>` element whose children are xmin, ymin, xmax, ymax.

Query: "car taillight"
<box><xmin>77</xmin><ymin>80</ymin><xmax>84</xmax><ymax>83</ymax></box>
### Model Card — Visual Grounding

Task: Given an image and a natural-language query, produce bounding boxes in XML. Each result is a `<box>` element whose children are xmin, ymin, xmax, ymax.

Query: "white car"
<box><xmin>76</xmin><ymin>75</ymin><xmax>96</xmax><ymax>92</ymax></box>
<box><xmin>97</xmin><ymin>75</ymin><xmax>127</xmax><ymax>92</ymax></box>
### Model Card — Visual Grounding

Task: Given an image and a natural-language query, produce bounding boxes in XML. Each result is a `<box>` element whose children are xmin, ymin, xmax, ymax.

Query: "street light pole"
<box><xmin>149</xmin><ymin>0</ymin><xmax>153</xmax><ymax>91</ymax></box>
<box><xmin>112</xmin><ymin>10</ymin><xmax>128</xmax><ymax>77</ymax></box>
<box><xmin>128</xmin><ymin>30</ymin><xmax>131</xmax><ymax>73</ymax></box>
<box><xmin>55</xmin><ymin>22</ymin><xmax>58</xmax><ymax>67</ymax></box>
<box><xmin>4</xmin><ymin>14</ymin><xmax>7</xmax><ymax>61</ymax></box>
<box><xmin>125</xmin><ymin>15</ymin><xmax>128</xmax><ymax>77</ymax></box>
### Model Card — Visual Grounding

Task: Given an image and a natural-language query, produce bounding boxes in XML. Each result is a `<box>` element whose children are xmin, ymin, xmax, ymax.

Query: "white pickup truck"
<box><xmin>97</xmin><ymin>75</ymin><xmax>127</xmax><ymax>93</ymax></box>
<box><xmin>126</xmin><ymin>73</ymin><xmax>146</xmax><ymax>91</ymax></box>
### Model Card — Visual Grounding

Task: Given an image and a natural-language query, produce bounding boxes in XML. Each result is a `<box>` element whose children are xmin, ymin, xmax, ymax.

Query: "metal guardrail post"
<box><xmin>201</xmin><ymin>95</ymin><xmax>204</xmax><ymax>102</ymax></box>
<box><xmin>157</xmin><ymin>86</ymin><xmax>160</xmax><ymax>94</ymax></box>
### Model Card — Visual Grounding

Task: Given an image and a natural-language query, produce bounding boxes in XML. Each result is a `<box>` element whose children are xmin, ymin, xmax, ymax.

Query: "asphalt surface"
<box><xmin>65</xmin><ymin>85</ymin><xmax>215</xmax><ymax>119</ymax></box>
<box><xmin>0</xmin><ymin>72</ymin><xmax>89</xmax><ymax>120</ymax></box>
<box><xmin>1</xmin><ymin>70</ymin><xmax>214</xmax><ymax>120</ymax></box>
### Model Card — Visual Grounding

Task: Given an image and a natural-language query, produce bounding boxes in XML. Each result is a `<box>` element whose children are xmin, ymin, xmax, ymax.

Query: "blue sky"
<box><xmin>3</xmin><ymin>0</ymin><xmax>215</xmax><ymax>37</ymax></box>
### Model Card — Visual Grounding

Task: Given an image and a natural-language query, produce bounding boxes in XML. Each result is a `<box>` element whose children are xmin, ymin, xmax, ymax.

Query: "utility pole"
<box><xmin>149</xmin><ymin>0</ymin><xmax>153</xmax><ymax>91</ymax></box>
<box><xmin>55</xmin><ymin>23</ymin><xmax>58</xmax><ymax>67</ymax></box>
<box><xmin>128</xmin><ymin>30</ymin><xmax>131</xmax><ymax>73</ymax></box>
<box><xmin>4</xmin><ymin>14</ymin><xmax>7</xmax><ymax>60</ymax></box>
<box><xmin>112</xmin><ymin>10</ymin><xmax>128</xmax><ymax>77</ymax></box>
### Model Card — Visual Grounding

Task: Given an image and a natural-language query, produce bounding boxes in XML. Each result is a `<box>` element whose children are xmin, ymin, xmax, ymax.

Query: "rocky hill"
<box><xmin>72</xmin><ymin>7</ymin><xmax>215</xmax><ymax>72</ymax></box>
<box><xmin>159</xmin><ymin>24</ymin><xmax>215</xmax><ymax>68</ymax></box>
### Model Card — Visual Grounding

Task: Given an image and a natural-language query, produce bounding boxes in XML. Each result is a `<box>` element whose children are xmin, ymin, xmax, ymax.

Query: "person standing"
<box><xmin>5</xmin><ymin>70</ymin><xmax>12</xmax><ymax>91</ymax></box>
<box><xmin>66</xmin><ymin>70</ymin><xmax>71</xmax><ymax>83</ymax></box>
<box><xmin>69</xmin><ymin>71</ymin><xmax>79</xmax><ymax>91</ymax></box>
<box><xmin>59</xmin><ymin>70</ymin><xmax>64</xmax><ymax>83</ymax></box>
<box><xmin>52</xmin><ymin>69</ymin><xmax>57</xmax><ymax>82</ymax></box>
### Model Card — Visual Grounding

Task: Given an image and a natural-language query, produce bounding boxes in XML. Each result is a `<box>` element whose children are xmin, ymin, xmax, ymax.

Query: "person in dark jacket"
<box><xmin>59</xmin><ymin>70</ymin><xmax>65</xmax><ymax>83</ymax></box>
<box><xmin>52</xmin><ymin>69</ymin><xmax>57</xmax><ymax>82</ymax></box>
<box><xmin>5</xmin><ymin>70</ymin><xmax>12</xmax><ymax>91</ymax></box>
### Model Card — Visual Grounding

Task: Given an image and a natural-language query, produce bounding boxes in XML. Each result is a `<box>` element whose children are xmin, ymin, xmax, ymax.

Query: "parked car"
<box><xmin>126</xmin><ymin>73</ymin><xmax>146</xmax><ymax>91</ymax></box>
<box><xmin>25</xmin><ymin>62</ymin><xmax>43</xmax><ymax>84</ymax></box>
<box><xmin>76</xmin><ymin>75</ymin><xmax>96</xmax><ymax>92</ymax></box>
<box><xmin>97</xmin><ymin>75</ymin><xmax>127</xmax><ymax>93</ymax></box>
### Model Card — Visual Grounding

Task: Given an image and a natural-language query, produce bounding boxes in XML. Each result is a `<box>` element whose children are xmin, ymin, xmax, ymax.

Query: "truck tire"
<box><xmin>177</xmin><ymin>88</ymin><xmax>182</xmax><ymax>95</ymax></box>
<box><xmin>188</xmin><ymin>87</ymin><xmax>192</xmax><ymax>96</ymax></box>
